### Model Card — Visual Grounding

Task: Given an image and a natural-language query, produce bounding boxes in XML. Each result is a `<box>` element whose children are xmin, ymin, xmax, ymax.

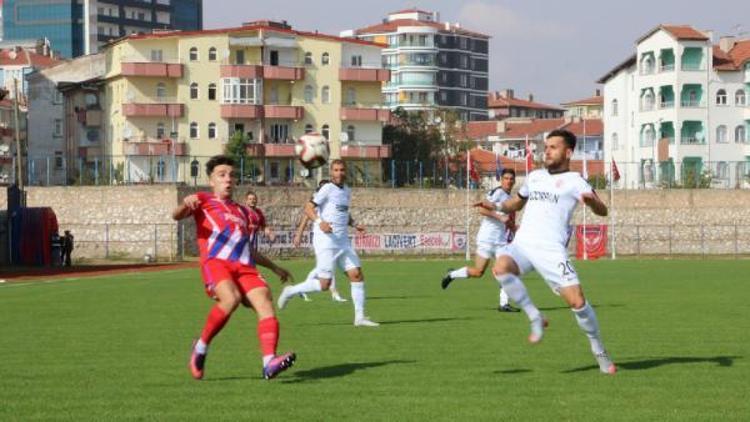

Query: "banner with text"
<box><xmin>257</xmin><ymin>230</ymin><xmax>467</xmax><ymax>253</ymax></box>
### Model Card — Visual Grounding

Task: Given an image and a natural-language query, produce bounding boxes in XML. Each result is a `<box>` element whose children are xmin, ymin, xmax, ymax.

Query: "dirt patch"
<box><xmin>0</xmin><ymin>262</ymin><xmax>198</xmax><ymax>282</ymax></box>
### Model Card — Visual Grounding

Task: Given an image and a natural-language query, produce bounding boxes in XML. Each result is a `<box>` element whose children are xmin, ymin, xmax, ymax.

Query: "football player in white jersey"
<box><xmin>277</xmin><ymin>160</ymin><xmax>378</xmax><ymax>327</ymax></box>
<box><xmin>441</xmin><ymin>168</ymin><xmax>520</xmax><ymax>312</ymax></box>
<box><xmin>291</xmin><ymin>179</ymin><xmax>348</xmax><ymax>303</ymax></box>
<box><xmin>493</xmin><ymin>129</ymin><xmax>616</xmax><ymax>374</ymax></box>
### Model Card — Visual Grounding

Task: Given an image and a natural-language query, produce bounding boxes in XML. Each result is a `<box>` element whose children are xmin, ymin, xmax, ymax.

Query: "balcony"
<box><xmin>659</xmin><ymin>100</ymin><xmax>674</xmax><ymax>109</ymax></box>
<box><xmin>220</xmin><ymin>104</ymin><xmax>262</xmax><ymax>119</ymax></box>
<box><xmin>680</xmin><ymin>136</ymin><xmax>705</xmax><ymax>145</ymax></box>
<box><xmin>339</xmin><ymin>67</ymin><xmax>391</xmax><ymax>82</ymax></box>
<box><xmin>121</xmin><ymin>60</ymin><xmax>183</xmax><ymax>78</ymax></box>
<box><xmin>123</xmin><ymin>101</ymin><xmax>184</xmax><ymax>117</ymax></box>
<box><xmin>242</xmin><ymin>142</ymin><xmax>297</xmax><ymax>157</ymax></box>
<box><xmin>263</xmin><ymin>65</ymin><xmax>304</xmax><ymax>80</ymax></box>
<box><xmin>264</xmin><ymin>105</ymin><xmax>304</xmax><ymax>120</ymax></box>
<box><xmin>340</xmin><ymin>106</ymin><xmax>391</xmax><ymax>122</ymax></box>
<box><xmin>220</xmin><ymin>64</ymin><xmax>263</xmax><ymax>78</ymax></box>
<box><xmin>122</xmin><ymin>139</ymin><xmax>188</xmax><ymax>156</ymax></box>
<box><xmin>340</xmin><ymin>145</ymin><xmax>391</xmax><ymax>159</ymax></box>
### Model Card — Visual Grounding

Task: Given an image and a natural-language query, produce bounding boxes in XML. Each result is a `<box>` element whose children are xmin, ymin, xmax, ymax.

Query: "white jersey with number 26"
<box><xmin>514</xmin><ymin>169</ymin><xmax>592</xmax><ymax>248</ymax></box>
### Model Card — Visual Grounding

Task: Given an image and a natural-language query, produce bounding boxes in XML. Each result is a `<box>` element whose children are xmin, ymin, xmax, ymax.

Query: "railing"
<box><xmin>680</xmin><ymin>100</ymin><xmax>704</xmax><ymax>108</ymax></box>
<box><xmin>121</xmin><ymin>54</ymin><xmax>180</xmax><ymax>64</ymax></box>
<box><xmin>680</xmin><ymin>136</ymin><xmax>705</xmax><ymax>145</ymax></box>
<box><xmin>659</xmin><ymin>100</ymin><xmax>674</xmax><ymax>109</ymax></box>
<box><xmin>659</xmin><ymin>63</ymin><xmax>675</xmax><ymax>72</ymax></box>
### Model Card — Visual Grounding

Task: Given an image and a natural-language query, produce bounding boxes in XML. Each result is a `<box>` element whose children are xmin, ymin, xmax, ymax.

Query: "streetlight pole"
<box><xmin>13</xmin><ymin>78</ymin><xmax>23</xmax><ymax>189</ymax></box>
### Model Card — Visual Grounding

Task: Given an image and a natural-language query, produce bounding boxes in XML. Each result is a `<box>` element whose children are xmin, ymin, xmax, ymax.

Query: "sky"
<box><xmin>205</xmin><ymin>0</ymin><xmax>749</xmax><ymax>105</ymax></box>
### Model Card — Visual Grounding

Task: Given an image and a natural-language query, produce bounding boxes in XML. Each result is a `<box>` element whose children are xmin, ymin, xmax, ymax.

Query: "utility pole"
<box><xmin>13</xmin><ymin>78</ymin><xmax>23</xmax><ymax>189</ymax></box>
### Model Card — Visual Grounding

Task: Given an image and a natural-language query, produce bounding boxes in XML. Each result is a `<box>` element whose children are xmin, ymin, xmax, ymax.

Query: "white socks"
<box><xmin>287</xmin><ymin>276</ymin><xmax>322</xmax><ymax>296</ymax></box>
<box><xmin>499</xmin><ymin>289</ymin><xmax>509</xmax><ymax>307</ymax></box>
<box><xmin>449</xmin><ymin>267</ymin><xmax>469</xmax><ymax>279</ymax></box>
<box><xmin>572</xmin><ymin>301</ymin><xmax>606</xmax><ymax>355</ymax></box>
<box><xmin>194</xmin><ymin>339</ymin><xmax>207</xmax><ymax>354</ymax></box>
<box><xmin>262</xmin><ymin>354</ymin><xmax>273</xmax><ymax>366</ymax></box>
<box><xmin>350</xmin><ymin>281</ymin><xmax>366</xmax><ymax>320</ymax></box>
<box><xmin>495</xmin><ymin>273</ymin><xmax>540</xmax><ymax>322</ymax></box>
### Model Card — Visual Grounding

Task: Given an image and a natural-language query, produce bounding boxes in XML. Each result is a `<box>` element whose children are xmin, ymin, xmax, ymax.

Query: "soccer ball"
<box><xmin>295</xmin><ymin>133</ymin><xmax>329</xmax><ymax>169</ymax></box>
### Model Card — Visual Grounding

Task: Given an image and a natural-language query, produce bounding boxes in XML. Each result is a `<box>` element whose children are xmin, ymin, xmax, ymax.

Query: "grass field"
<box><xmin>1</xmin><ymin>258</ymin><xmax>748</xmax><ymax>421</ymax></box>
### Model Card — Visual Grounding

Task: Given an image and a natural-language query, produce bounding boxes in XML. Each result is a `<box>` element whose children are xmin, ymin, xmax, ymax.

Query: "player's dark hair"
<box><xmin>547</xmin><ymin>129</ymin><xmax>577</xmax><ymax>150</ymax></box>
<box><xmin>330</xmin><ymin>159</ymin><xmax>346</xmax><ymax>169</ymax></box>
<box><xmin>501</xmin><ymin>168</ymin><xmax>515</xmax><ymax>177</ymax></box>
<box><xmin>318</xmin><ymin>179</ymin><xmax>329</xmax><ymax>187</ymax></box>
<box><xmin>246</xmin><ymin>190</ymin><xmax>256</xmax><ymax>198</ymax></box>
<box><xmin>205</xmin><ymin>155</ymin><xmax>235</xmax><ymax>176</ymax></box>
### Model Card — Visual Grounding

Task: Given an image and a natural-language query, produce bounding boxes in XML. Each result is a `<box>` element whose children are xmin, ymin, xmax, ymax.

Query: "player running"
<box><xmin>277</xmin><ymin>159</ymin><xmax>378</xmax><ymax>327</ymax></box>
<box><xmin>441</xmin><ymin>168</ymin><xmax>521</xmax><ymax>312</ymax></box>
<box><xmin>492</xmin><ymin>129</ymin><xmax>616</xmax><ymax>374</ymax></box>
<box><xmin>172</xmin><ymin>155</ymin><xmax>296</xmax><ymax>380</ymax></box>
<box><xmin>292</xmin><ymin>179</ymin><xmax>348</xmax><ymax>303</ymax></box>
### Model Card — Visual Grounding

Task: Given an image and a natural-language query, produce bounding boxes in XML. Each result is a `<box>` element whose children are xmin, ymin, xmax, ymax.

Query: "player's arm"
<box><xmin>348</xmin><ymin>215</ymin><xmax>365</xmax><ymax>233</ymax></box>
<box><xmin>172</xmin><ymin>194</ymin><xmax>200</xmax><ymax>220</ymax></box>
<box><xmin>293</xmin><ymin>213</ymin><xmax>310</xmax><ymax>247</ymax></box>
<box><xmin>304</xmin><ymin>200</ymin><xmax>332</xmax><ymax>233</ymax></box>
<box><xmin>499</xmin><ymin>194</ymin><xmax>527</xmax><ymax>213</ymax></box>
<box><xmin>252</xmin><ymin>250</ymin><xmax>292</xmax><ymax>283</ymax></box>
<box><xmin>476</xmin><ymin>206</ymin><xmax>509</xmax><ymax>223</ymax></box>
<box><xmin>582</xmin><ymin>191</ymin><xmax>608</xmax><ymax>216</ymax></box>
<box><xmin>472</xmin><ymin>200</ymin><xmax>495</xmax><ymax>210</ymax></box>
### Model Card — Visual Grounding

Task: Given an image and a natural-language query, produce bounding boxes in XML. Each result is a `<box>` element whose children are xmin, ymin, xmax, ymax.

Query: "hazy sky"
<box><xmin>205</xmin><ymin>0</ymin><xmax>749</xmax><ymax>105</ymax></box>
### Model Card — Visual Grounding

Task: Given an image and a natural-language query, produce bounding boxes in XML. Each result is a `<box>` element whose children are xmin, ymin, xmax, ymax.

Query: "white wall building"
<box><xmin>599</xmin><ymin>25</ymin><xmax>750</xmax><ymax>189</ymax></box>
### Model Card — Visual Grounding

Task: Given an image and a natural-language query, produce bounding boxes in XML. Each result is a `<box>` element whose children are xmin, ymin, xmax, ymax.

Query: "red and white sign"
<box><xmin>575</xmin><ymin>225</ymin><xmax>608</xmax><ymax>260</ymax></box>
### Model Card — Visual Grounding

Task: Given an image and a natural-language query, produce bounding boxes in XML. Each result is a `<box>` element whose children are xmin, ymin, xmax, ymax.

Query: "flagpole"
<box><xmin>583</xmin><ymin>119</ymin><xmax>588</xmax><ymax>261</ymax></box>
<box><xmin>610</xmin><ymin>138</ymin><xmax>617</xmax><ymax>260</ymax></box>
<box><xmin>465</xmin><ymin>149</ymin><xmax>471</xmax><ymax>261</ymax></box>
<box><xmin>524</xmin><ymin>135</ymin><xmax>529</xmax><ymax>175</ymax></box>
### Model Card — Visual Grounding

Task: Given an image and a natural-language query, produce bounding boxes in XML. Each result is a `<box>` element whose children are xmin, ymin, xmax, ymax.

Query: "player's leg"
<box><xmin>495</xmin><ymin>249</ymin><xmax>520</xmax><ymax>312</ymax></box>
<box><xmin>441</xmin><ymin>250</ymin><xmax>490</xmax><ymax>289</ymax></box>
<box><xmin>340</xmin><ymin>248</ymin><xmax>377</xmax><ymax>327</ymax></box>
<box><xmin>492</xmin><ymin>246</ymin><xmax>546</xmax><ymax>343</ymax></box>
<box><xmin>329</xmin><ymin>274</ymin><xmax>347</xmax><ymax>302</ymax></box>
<box><xmin>190</xmin><ymin>263</ymin><xmax>242</xmax><ymax>379</ymax></box>
<box><xmin>243</xmin><ymin>284</ymin><xmax>296</xmax><ymax>380</ymax></box>
<box><xmin>277</xmin><ymin>249</ymin><xmax>335</xmax><ymax>309</ymax></box>
<box><xmin>558</xmin><ymin>284</ymin><xmax>616</xmax><ymax>375</ymax></box>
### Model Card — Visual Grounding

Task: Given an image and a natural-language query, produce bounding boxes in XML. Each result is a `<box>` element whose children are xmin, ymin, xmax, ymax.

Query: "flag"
<box><xmin>611</xmin><ymin>159</ymin><xmax>621</xmax><ymax>182</ymax></box>
<box><xmin>468</xmin><ymin>150</ymin><xmax>480</xmax><ymax>182</ymax></box>
<box><xmin>495</xmin><ymin>151</ymin><xmax>503</xmax><ymax>181</ymax></box>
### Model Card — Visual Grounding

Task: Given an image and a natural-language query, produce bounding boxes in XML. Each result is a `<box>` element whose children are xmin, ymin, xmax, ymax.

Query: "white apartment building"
<box><xmin>599</xmin><ymin>25</ymin><xmax>750</xmax><ymax>189</ymax></box>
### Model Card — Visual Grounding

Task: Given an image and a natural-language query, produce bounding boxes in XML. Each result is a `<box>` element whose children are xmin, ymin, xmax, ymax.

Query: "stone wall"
<box><xmin>2</xmin><ymin>186</ymin><xmax>750</xmax><ymax>260</ymax></box>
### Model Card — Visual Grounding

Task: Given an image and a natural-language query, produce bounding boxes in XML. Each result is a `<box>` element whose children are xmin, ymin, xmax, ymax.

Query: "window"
<box><xmin>208</xmin><ymin>123</ymin><xmax>217</xmax><ymax>139</ymax></box>
<box><xmin>736</xmin><ymin>125</ymin><xmax>747</xmax><ymax>143</ymax></box>
<box><xmin>304</xmin><ymin>52</ymin><xmax>313</xmax><ymax>65</ymax></box>
<box><xmin>53</xmin><ymin>89</ymin><xmax>63</xmax><ymax>104</ymax></box>
<box><xmin>190</xmin><ymin>122</ymin><xmax>199</xmax><ymax>139</ymax></box>
<box><xmin>304</xmin><ymin>85</ymin><xmax>314</xmax><ymax>104</ymax></box>
<box><xmin>321</xmin><ymin>124</ymin><xmax>330</xmax><ymax>140</ymax></box>
<box><xmin>304</xmin><ymin>124</ymin><xmax>313</xmax><ymax>134</ymax></box>
<box><xmin>54</xmin><ymin>152</ymin><xmax>63</xmax><ymax>169</ymax></box>
<box><xmin>221</xmin><ymin>78</ymin><xmax>260</xmax><ymax>104</ymax></box>
<box><xmin>208</xmin><ymin>47</ymin><xmax>217</xmax><ymax>61</ymax></box>
<box><xmin>612</xmin><ymin>133</ymin><xmax>619</xmax><ymax>150</ymax></box>
<box><xmin>460</xmin><ymin>55</ymin><xmax>468</xmax><ymax>68</ymax></box>
<box><xmin>269</xmin><ymin>124</ymin><xmax>289</xmax><ymax>143</ymax></box>
<box><xmin>459</xmin><ymin>74</ymin><xmax>468</xmax><ymax>87</ymax></box>
<box><xmin>156</xmin><ymin>82</ymin><xmax>166</xmax><ymax>98</ymax></box>
<box><xmin>156</xmin><ymin>122</ymin><xmax>165</xmax><ymax>139</ymax></box>
<box><xmin>346</xmin><ymin>87</ymin><xmax>356</xmax><ymax>105</ymax></box>
<box><xmin>208</xmin><ymin>83</ymin><xmax>216</xmax><ymax>100</ymax></box>
<box><xmin>716</xmin><ymin>125</ymin><xmax>727</xmax><ymax>143</ymax></box>
<box><xmin>85</xmin><ymin>93</ymin><xmax>98</xmax><ymax>107</ymax></box>
<box><xmin>235</xmin><ymin>50</ymin><xmax>245</xmax><ymax>65</ymax></box>
<box><xmin>736</xmin><ymin>89</ymin><xmax>746</xmax><ymax>106</ymax></box>
<box><xmin>350</xmin><ymin>55</ymin><xmax>362</xmax><ymax>67</ymax></box>
<box><xmin>716</xmin><ymin>89</ymin><xmax>727</xmax><ymax>105</ymax></box>
<box><xmin>321</xmin><ymin>52</ymin><xmax>330</xmax><ymax>65</ymax></box>
<box><xmin>440</xmin><ymin>91</ymin><xmax>447</xmax><ymax>102</ymax></box>
<box><xmin>269</xmin><ymin>86</ymin><xmax>278</xmax><ymax>104</ymax></box>
<box><xmin>717</xmin><ymin>162</ymin><xmax>729</xmax><ymax>179</ymax></box>
<box><xmin>190</xmin><ymin>82</ymin><xmax>199</xmax><ymax>99</ymax></box>
<box><xmin>346</xmin><ymin>125</ymin><xmax>355</xmax><ymax>142</ymax></box>
<box><xmin>270</xmin><ymin>162</ymin><xmax>279</xmax><ymax>179</ymax></box>
<box><xmin>321</xmin><ymin>85</ymin><xmax>330</xmax><ymax>104</ymax></box>
<box><xmin>189</xmin><ymin>47</ymin><xmax>198</xmax><ymax>61</ymax></box>
<box><xmin>53</xmin><ymin>119</ymin><xmax>62</xmax><ymax>137</ymax></box>
<box><xmin>440</xmin><ymin>53</ymin><xmax>447</xmax><ymax>64</ymax></box>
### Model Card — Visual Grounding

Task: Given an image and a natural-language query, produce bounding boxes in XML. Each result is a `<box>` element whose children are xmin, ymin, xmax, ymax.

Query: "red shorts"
<box><xmin>200</xmin><ymin>259</ymin><xmax>268</xmax><ymax>298</ymax></box>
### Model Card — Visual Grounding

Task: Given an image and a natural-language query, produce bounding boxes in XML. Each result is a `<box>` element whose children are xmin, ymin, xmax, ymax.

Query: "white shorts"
<box><xmin>315</xmin><ymin>244</ymin><xmax>361</xmax><ymax>279</ymax></box>
<box><xmin>476</xmin><ymin>240</ymin><xmax>508</xmax><ymax>260</ymax></box>
<box><xmin>498</xmin><ymin>241</ymin><xmax>580</xmax><ymax>294</ymax></box>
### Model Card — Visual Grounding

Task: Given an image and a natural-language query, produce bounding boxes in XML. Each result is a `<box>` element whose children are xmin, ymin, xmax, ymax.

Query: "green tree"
<box><xmin>224</xmin><ymin>131</ymin><xmax>261</xmax><ymax>183</ymax></box>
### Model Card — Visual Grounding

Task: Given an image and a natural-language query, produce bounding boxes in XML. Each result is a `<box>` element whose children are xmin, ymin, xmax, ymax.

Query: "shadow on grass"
<box><xmin>309</xmin><ymin>317</ymin><xmax>476</xmax><ymax>326</ymax></box>
<box><xmin>562</xmin><ymin>355</ymin><xmax>741</xmax><ymax>373</ymax></box>
<box><xmin>494</xmin><ymin>368</ymin><xmax>532</xmax><ymax>375</ymax></box>
<box><xmin>537</xmin><ymin>303</ymin><xmax>627</xmax><ymax>312</ymax></box>
<box><xmin>282</xmin><ymin>359</ymin><xmax>416</xmax><ymax>383</ymax></box>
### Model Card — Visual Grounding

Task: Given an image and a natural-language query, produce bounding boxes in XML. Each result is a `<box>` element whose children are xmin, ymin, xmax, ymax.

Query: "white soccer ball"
<box><xmin>295</xmin><ymin>132</ymin><xmax>329</xmax><ymax>169</ymax></box>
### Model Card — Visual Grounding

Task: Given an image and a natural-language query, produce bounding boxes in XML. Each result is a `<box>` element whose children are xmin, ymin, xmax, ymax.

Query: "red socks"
<box><xmin>199</xmin><ymin>305</ymin><xmax>230</xmax><ymax>345</ymax></box>
<box><xmin>257</xmin><ymin>316</ymin><xmax>279</xmax><ymax>357</ymax></box>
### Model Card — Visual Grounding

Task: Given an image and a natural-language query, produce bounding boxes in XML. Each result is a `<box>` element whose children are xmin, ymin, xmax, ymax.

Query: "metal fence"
<box><xmin>609</xmin><ymin>160</ymin><xmax>750</xmax><ymax>190</ymax></box>
<box><xmin>56</xmin><ymin>222</ymin><xmax>750</xmax><ymax>263</ymax></box>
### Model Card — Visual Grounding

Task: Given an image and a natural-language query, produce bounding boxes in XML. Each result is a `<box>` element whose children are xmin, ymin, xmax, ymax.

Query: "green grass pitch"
<box><xmin>1</xmin><ymin>259</ymin><xmax>748</xmax><ymax>421</ymax></box>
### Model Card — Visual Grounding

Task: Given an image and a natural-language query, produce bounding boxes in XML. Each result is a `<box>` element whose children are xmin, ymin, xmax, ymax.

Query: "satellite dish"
<box><xmin>299</xmin><ymin>168</ymin><xmax>310</xmax><ymax>177</ymax></box>
<box><xmin>340</xmin><ymin>132</ymin><xmax>349</xmax><ymax>143</ymax></box>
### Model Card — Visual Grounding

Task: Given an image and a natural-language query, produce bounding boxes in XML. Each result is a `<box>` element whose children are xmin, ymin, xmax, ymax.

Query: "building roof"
<box><xmin>466</xmin><ymin>118</ymin><xmax>603</xmax><ymax>140</ymax></box>
<box><xmin>713</xmin><ymin>40</ymin><xmax>750</xmax><ymax>71</ymax></box>
<box><xmin>0</xmin><ymin>48</ymin><xmax>60</xmax><ymax>68</ymax></box>
<box><xmin>389</xmin><ymin>8</ymin><xmax>433</xmax><ymax>15</ymax></box>
<box><xmin>596</xmin><ymin>54</ymin><xmax>636</xmax><ymax>84</ymax></box>
<box><xmin>561</xmin><ymin>95</ymin><xmax>604</xmax><ymax>107</ymax></box>
<box><xmin>112</xmin><ymin>22</ymin><xmax>388</xmax><ymax>49</ymax></box>
<box><xmin>564</xmin><ymin>119</ymin><xmax>603</xmax><ymax>137</ymax></box>
<box><xmin>466</xmin><ymin>147</ymin><xmax>604</xmax><ymax>176</ymax></box>
<box><xmin>501</xmin><ymin>118</ymin><xmax>567</xmax><ymax>139</ymax></box>
<box><xmin>355</xmin><ymin>18</ymin><xmax>490</xmax><ymax>39</ymax></box>
<box><xmin>487</xmin><ymin>94</ymin><xmax>563</xmax><ymax>111</ymax></box>
<box><xmin>637</xmin><ymin>24</ymin><xmax>709</xmax><ymax>44</ymax></box>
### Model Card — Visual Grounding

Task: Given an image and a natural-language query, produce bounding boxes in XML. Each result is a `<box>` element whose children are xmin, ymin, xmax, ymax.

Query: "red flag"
<box><xmin>468</xmin><ymin>151</ymin><xmax>480</xmax><ymax>182</ymax></box>
<box><xmin>611</xmin><ymin>159</ymin><xmax>621</xmax><ymax>182</ymax></box>
<box><xmin>525</xmin><ymin>139</ymin><xmax>534</xmax><ymax>172</ymax></box>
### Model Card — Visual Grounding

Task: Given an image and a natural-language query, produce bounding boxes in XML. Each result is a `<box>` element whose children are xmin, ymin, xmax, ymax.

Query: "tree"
<box><xmin>224</xmin><ymin>131</ymin><xmax>261</xmax><ymax>183</ymax></box>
